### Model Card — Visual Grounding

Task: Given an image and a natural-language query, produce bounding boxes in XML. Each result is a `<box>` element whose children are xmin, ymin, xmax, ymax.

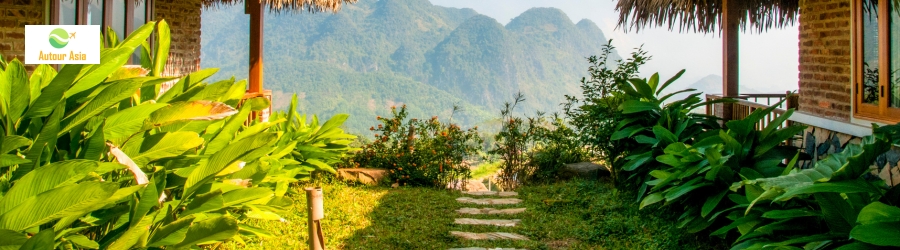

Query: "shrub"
<box><xmin>528</xmin><ymin>113</ymin><xmax>591</xmax><ymax>183</ymax></box>
<box><xmin>346</xmin><ymin>105</ymin><xmax>483</xmax><ymax>187</ymax></box>
<box><xmin>0</xmin><ymin>21</ymin><xmax>354</xmax><ymax>249</ymax></box>
<box><xmin>563</xmin><ymin>41</ymin><xmax>649</xmax><ymax>183</ymax></box>
<box><xmin>490</xmin><ymin>93</ymin><xmax>541</xmax><ymax>190</ymax></box>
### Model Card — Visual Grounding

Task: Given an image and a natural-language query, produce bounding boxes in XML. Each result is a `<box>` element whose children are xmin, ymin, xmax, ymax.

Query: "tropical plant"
<box><xmin>0</xmin><ymin>20</ymin><xmax>353</xmax><ymax>249</ymax></box>
<box><xmin>638</xmin><ymin>100</ymin><xmax>806</xmax><ymax>233</ymax></box>
<box><xmin>611</xmin><ymin>70</ymin><xmax>731</xmax><ymax>197</ymax></box>
<box><xmin>346</xmin><ymin>105</ymin><xmax>482</xmax><ymax>187</ymax></box>
<box><xmin>721</xmin><ymin>123</ymin><xmax>900</xmax><ymax>249</ymax></box>
<box><xmin>563</xmin><ymin>41</ymin><xmax>648</xmax><ymax>181</ymax></box>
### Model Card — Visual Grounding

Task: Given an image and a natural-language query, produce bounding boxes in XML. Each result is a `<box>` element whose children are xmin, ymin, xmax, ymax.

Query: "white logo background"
<box><xmin>25</xmin><ymin>25</ymin><xmax>100</xmax><ymax>64</ymax></box>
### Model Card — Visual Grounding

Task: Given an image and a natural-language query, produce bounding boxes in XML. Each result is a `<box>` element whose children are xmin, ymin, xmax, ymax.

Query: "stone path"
<box><xmin>450</xmin><ymin>190</ymin><xmax>529</xmax><ymax>249</ymax></box>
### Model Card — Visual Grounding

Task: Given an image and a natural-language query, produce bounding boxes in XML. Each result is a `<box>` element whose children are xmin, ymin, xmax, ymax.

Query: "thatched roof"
<box><xmin>615</xmin><ymin>0</ymin><xmax>800</xmax><ymax>33</ymax></box>
<box><xmin>203</xmin><ymin>0</ymin><xmax>358</xmax><ymax>13</ymax></box>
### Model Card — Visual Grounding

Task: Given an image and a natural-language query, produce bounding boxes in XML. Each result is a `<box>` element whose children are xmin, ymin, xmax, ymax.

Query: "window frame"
<box><xmin>49</xmin><ymin>0</ymin><xmax>154</xmax><ymax>64</ymax></box>
<box><xmin>853</xmin><ymin>0</ymin><xmax>900</xmax><ymax>123</ymax></box>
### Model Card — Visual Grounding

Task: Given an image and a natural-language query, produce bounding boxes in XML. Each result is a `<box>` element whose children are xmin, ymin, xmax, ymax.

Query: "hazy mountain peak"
<box><xmin>506</xmin><ymin>7</ymin><xmax>575</xmax><ymax>33</ymax></box>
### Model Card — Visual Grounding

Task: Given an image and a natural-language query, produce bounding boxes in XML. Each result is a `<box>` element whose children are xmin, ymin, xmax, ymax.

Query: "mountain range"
<box><xmin>201</xmin><ymin>0</ymin><xmax>620</xmax><ymax>133</ymax></box>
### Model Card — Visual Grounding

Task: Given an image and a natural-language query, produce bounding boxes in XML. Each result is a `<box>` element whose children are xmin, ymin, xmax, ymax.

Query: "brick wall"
<box><xmin>156</xmin><ymin>0</ymin><xmax>202</xmax><ymax>77</ymax></box>
<box><xmin>798</xmin><ymin>0</ymin><xmax>853</xmax><ymax>122</ymax></box>
<box><xmin>0</xmin><ymin>0</ymin><xmax>46</xmax><ymax>69</ymax></box>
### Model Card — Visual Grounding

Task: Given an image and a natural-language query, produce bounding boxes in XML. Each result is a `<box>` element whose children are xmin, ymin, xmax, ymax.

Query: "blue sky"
<box><xmin>429</xmin><ymin>0</ymin><xmax>800</xmax><ymax>93</ymax></box>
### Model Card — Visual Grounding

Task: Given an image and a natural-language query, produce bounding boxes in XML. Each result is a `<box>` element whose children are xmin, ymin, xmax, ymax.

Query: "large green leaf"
<box><xmin>17</xmin><ymin>229</ymin><xmax>53</xmax><ymax>250</ymax></box>
<box><xmin>620</xmin><ymin>100</ymin><xmax>657</xmax><ymax>114</ymax></box>
<box><xmin>152</xmin><ymin>20</ymin><xmax>171</xmax><ymax>77</ymax></box>
<box><xmin>204</xmin><ymin>106</ymin><xmax>251</xmax><ymax>155</ymax></box>
<box><xmin>59</xmin><ymin>78</ymin><xmax>144</xmax><ymax>138</ymax></box>
<box><xmin>172</xmin><ymin>216</ymin><xmax>238</xmax><ymax>249</ymax></box>
<box><xmin>145</xmin><ymin>101</ymin><xmax>238</xmax><ymax>128</ymax></box>
<box><xmin>147</xmin><ymin>217</ymin><xmax>195</xmax><ymax>247</ymax></box>
<box><xmin>181</xmin><ymin>190</ymin><xmax>225</xmax><ymax>216</ymax></box>
<box><xmin>0</xmin><ymin>182</ymin><xmax>117</xmax><ymax>231</ymax></box>
<box><xmin>856</xmin><ymin>202</ymin><xmax>900</xmax><ymax>224</ymax></box>
<box><xmin>122</xmin><ymin>132</ymin><xmax>204</xmax><ymax>166</ymax></box>
<box><xmin>20</xmin><ymin>103</ymin><xmax>64</xmax><ymax>177</ymax></box>
<box><xmin>22</xmin><ymin>64</ymin><xmax>83</xmax><ymax>118</ymax></box>
<box><xmin>5</xmin><ymin>60</ymin><xmax>29</xmax><ymax>123</ymax></box>
<box><xmin>0</xmin><ymin>135</ymin><xmax>30</xmax><ymax>154</ymax></box>
<box><xmin>106</xmin><ymin>210</ymin><xmax>157</xmax><ymax>250</ymax></box>
<box><xmin>156</xmin><ymin>68</ymin><xmax>219</xmax><ymax>103</ymax></box>
<box><xmin>850</xmin><ymin>222</ymin><xmax>900</xmax><ymax>247</ymax></box>
<box><xmin>0</xmin><ymin>229</ymin><xmax>27</xmax><ymax>250</ymax></box>
<box><xmin>66</xmin><ymin>47</ymin><xmax>137</xmax><ymax>98</ymax></box>
<box><xmin>0</xmin><ymin>160</ymin><xmax>99</xmax><ymax>215</ymax></box>
<box><xmin>103</xmin><ymin>103</ymin><xmax>167</xmax><ymax>145</ymax></box>
<box><xmin>184</xmin><ymin>132</ymin><xmax>277</xmax><ymax>195</ymax></box>
<box><xmin>222</xmin><ymin>187</ymin><xmax>273</xmax><ymax>207</ymax></box>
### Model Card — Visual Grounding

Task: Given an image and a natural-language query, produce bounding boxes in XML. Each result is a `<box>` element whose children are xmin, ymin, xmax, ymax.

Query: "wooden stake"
<box><xmin>306</xmin><ymin>187</ymin><xmax>325</xmax><ymax>250</ymax></box>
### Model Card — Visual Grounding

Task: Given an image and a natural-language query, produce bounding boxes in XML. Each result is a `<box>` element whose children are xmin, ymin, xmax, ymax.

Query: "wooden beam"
<box><xmin>248</xmin><ymin>0</ymin><xmax>264</xmax><ymax>94</ymax></box>
<box><xmin>722</xmin><ymin>0</ymin><xmax>741</xmax><ymax>120</ymax></box>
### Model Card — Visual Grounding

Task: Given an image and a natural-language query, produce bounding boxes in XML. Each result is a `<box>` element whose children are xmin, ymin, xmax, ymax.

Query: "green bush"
<box><xmin>0</xmin><ymin>21</ymin><xmax>354</xmax><ymax>249</ymax></box>
<box><xmin>563</xmin><ymin>41</ymin><xmax>648</xmax><ymax>182</ymax></box>
<box><xmin>528</xmin><ymin>114</ymin><xmax>591</xmax><ymax>183</ymax></box>
<box><xmin>345</xmin><ymin>105</ymin><xmax>483</xmax><ymax>187</ymax></box>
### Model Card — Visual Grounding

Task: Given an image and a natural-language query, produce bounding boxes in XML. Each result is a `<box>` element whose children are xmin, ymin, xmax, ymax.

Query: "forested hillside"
<box><xmin>201</xmin><ymin>0</ymin><xmax>619</xmax><ymax>133</ymax></box>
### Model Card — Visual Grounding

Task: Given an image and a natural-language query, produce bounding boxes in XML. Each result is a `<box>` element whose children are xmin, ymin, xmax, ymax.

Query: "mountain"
<box><xmin>200</xmin><ymin>0</ymin><xmax>620</xmax><ymax>134</ymax></box>
<box><xmin>684</xmin><ymin>74</ymin><xmax>764</xmax><ymax>95</ymax></box>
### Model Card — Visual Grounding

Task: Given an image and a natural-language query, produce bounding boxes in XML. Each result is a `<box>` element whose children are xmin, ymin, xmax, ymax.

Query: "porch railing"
<box><xmin>706</xmin><ymin>92</ymin><xmax>798</xmax><ymax>130</ymax></box>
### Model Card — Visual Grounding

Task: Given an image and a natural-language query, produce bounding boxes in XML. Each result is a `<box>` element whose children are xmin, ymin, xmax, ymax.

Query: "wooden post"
<box><xmin>248</xmin><ymin>0</ymin><xmax>264</xmax><ymax>94</ymax></box>
<box><xmin>722</xmin><ymin>0</ymin><xmax>740</xmax><ymax>121</ymax></box>
<box><xmin>306</xmin><ymin>187</ymin><xmax>326</xmax><ymax>250</ymax></box>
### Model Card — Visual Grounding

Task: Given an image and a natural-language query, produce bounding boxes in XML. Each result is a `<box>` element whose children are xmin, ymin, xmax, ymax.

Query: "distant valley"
<box><xmin>201</xmin><ymin>0</ymin><xmax>620</xmax><ymax>133</ymax></box>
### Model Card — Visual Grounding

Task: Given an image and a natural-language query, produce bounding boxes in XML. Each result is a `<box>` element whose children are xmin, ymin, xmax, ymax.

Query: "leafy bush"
<box><xmin>490</xmin><ymin>93</ymin><xmax>542</xmax><ymax>190</ymax></box>
<box><xmin>529</xmin><ymin>115</ymin><xmax>591</xmax><ymax>183</ymax></box>
<box><xmin>0</xmin><ymin>21</ymin><xmax>354</xmax><ymax>249</ymax></box>
<box><xmin>563</xmin><ymin>41</ymin><xmax>648</xmax><ymax>182</ymax></box>
<box><xmin>611</xmin><ymin>70</ymin><xmax>728</xmax><ymax>196</ymax></box>
<box><xmin>639</xmin><ymin>100</ymin><xmax>806</xmax><ymax>233</ymax></box>
<box><xmin>720</xmin><ymin>123</ymin><xmax>900</xmax><ymax>249</ymax></box>
<box><xmin>346</xmin><ymin>105</ymin><xmax>482</xmax><ymax>187</ymax></box>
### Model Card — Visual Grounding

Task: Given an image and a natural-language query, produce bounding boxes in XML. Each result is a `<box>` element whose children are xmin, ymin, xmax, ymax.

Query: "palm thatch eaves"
<box><xmin>615</xmin><ymin>0</ymin><xmax>800</xmax><ymax>34</ymax></box>
<box><xmin>203</xmin><ymin>0</ymin><xmax>358</xmax><ymax>13</ymax></box>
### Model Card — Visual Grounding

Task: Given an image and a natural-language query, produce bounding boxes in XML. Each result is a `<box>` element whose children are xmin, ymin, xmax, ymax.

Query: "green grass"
<box><xmin>470</xmin><ymin>161</ymin><xmax>502</xmax><ymax>180</ymax></box>
<box><xmin>226</xmin><ymin>179</ymin><xmax>728</xmax><ymax>249</ymax></box>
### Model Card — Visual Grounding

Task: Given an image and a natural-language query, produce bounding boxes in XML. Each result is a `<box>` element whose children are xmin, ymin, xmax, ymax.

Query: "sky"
<box><xmin>428</xmin><ymin>0</ymin><xmax>800</xmax><ymax>93</ymax></box>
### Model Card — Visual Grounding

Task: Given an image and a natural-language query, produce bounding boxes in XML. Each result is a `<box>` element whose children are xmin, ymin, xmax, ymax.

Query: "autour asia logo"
<box><xmin>48</xmin><ymin>28</ymin><xmax>71</xmax><ymax>49</ymax></box>
<box><xmin>25</xmin><ymin>25</ymin><xmax>100</xmax><ymax>64</ymax></box>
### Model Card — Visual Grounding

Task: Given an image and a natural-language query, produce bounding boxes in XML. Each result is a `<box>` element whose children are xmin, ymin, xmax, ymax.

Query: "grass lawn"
<box><xmin>226</xmin><ymin>178</ymin><xmax>728</xmax><ymax>249</ymax></box>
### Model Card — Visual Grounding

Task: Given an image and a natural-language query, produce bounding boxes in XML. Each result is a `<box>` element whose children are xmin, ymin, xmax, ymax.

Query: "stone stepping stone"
<box><xmin>455</xmin><ymin>218</ymin><xmax>521</xmax><ymax>227</ymax></box>
<box><xmin>464</xmin><ymin>191</ymin><xmax>518</xmax><ymax>197</ymax></box>
<box><xmin>450</xmin><ymin>231</ymin><xmax>529</xmax><ymax>241</ymax></box>
<box><xmin>449</xmin><ymin>248</ymin><xmax>527</xmax><ymax>250</ymax></box>
<box><xmin>456</xmin><ymin>197</ymin><xmax>522</xmax><ymax>205</ymax></box>
<box><xmin>457</xmin><ymin>207</ymin><xmax>526</xmax><ymax>215</ymax></box>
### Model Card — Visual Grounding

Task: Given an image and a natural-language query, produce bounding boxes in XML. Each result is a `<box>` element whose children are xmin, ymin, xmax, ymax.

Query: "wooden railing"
<box><xmin>706</xmin><ymin>92</ymin><xmax>798</xmax><ymax>130</ymax></box>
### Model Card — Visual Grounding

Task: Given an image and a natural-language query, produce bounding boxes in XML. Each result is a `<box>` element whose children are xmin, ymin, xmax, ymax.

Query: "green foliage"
<box><xmin>345</xmin><ymin>105</ymin><xmax>483</xmax><ymax>187</ymax></box>
<box><xmin>202</xmin><ymin>0</ymin><xmax>621</xmax><ymax>134</ymax></box>
<box><xmin>563</xmin><ymin>41</ymin><xmax>648</xmax><ymax>183</ymax></box>
<box><xmin>529</xmin><ymin>114</ymin><xmax>591</xmax><ymax>183</ymax></box>
<box><xmin>490</xmin><ymin>93</ymin><xmax>542</xmax><ymax>190</ymax></box>
<box><xmin>0</xmin><ymin>20</ymin><xmax>355</xmax><ymax>249</ymax></box>
<box><xmin>719</xmin><ymin>124</ymin><xmax>900</xmax><ymax>249</ymax></box>
<box><xmin>611</xmin><ymin>68</ymin><xmax>728</xmax><ymax>200</ymax></box>
<box><xmin>639</xmin><ymin>99</ymin><xmax>806</xmax><ymax>233</ymax></box>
